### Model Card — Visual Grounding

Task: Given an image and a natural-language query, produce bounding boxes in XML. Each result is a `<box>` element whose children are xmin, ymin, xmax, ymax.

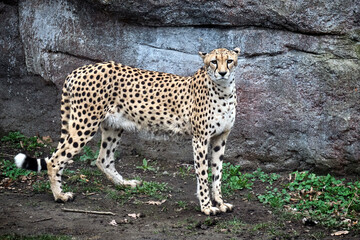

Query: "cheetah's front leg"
<box><xmin>211</xmin><ymin>131</ymin><xmax>233</xmax><ymax>213</ymax></box>
<box><xmin>192</xmin><ymin>137</ymin><xmax>220</xmax><ymax>215</ymax></box>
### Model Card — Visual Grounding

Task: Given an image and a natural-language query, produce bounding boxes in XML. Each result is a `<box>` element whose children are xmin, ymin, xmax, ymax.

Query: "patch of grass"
<box><xmin>136</xmin><ymin>158</ymin><xmax>157</xmax><ymax>172</ymax></box>
<box><xmin>63</xmin><ymin>168</ymin><xmax>104</xmax><ymax>193</ymax></box>
<box><xmin>1</xmin><ymin>131</ymin><xmax>51</xmax><ymax>157</ymax></box>
<box><xmin>32</xmin><ymin>181</ymin><xmax>51</xmax><ymax>193</ymax></box>
<box><xmin>79</xmin><ymin>168</ymin><xmax>102</xmax><ymax>177</ymax></box>
<box><xmin>258</xmin><ymin>187</ymin><xmax>290</xmax><ymax>208</ymax></box>
<box><xmin>176</xmin><ymin>200</ymin><xmax>188</xmax><ymax>209</ymax></box>
<box><xmin>209</xmin><ymin>163</ymin><xmax>253</xmax><ymax>196</ymax></box>
<box><xmin>178</xmin><ymin>165</ymin><xmax>193</xmax><ymax>178</ymax></box>
<box><xmin>76</xmin><ymin>146</ymin><xmax>99</xmax><ymax>166</ymax></box>
<box><xmin>0</xmin><ymin>234</ymin><xmax>71</xmax><ymax>240</ymax></box>
<box><xmin>251</xmin><ymin>222</ymin><xmax>272</xmax><ymax>232</ymax></box>
<box><xmin>108</xmin><ymin>181</ymin><xmax>170</xmax><ymax>204</ymax></box>
<box><xmin>0</xmin><ymin>159</ymin><xmax>33</xmax><ymax>180</ymax></box>
<box><xmin>74</xmin><ymin>142</ymin><xmax>120</xmax><ymax>165</ymax></box>
<box><xmin>216</xmin><ymin>217</ymin><xmax>245</xmax><ymax>234</ymax></box>
<box><xmin>258</xmin><ymin>171</ymin><xmax>360</xmax><ymax>229</ymax></box>
<box><xmin>249</xmin><ymin>168</ymin><xmax>281</xmax><ymax>185</ymax></box>
<box><xmin>203</xmin><ymin>216</ymin><xmax>217</xmax><ymax>227</ymax></box>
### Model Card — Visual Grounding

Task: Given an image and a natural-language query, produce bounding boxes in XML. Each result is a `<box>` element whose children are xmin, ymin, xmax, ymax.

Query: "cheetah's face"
<box><xmin>199</xmin><ymin>48</ymin><xmax>240</xmax><ymax>85</ymax></box>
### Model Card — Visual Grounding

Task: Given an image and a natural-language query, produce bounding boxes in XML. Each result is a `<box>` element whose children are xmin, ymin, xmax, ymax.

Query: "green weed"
<box><xmin>178</xmin><ymin>165</ymin><xmax>193</xmax><ymax>178</ymax></box>
<box><xmin>258</xmin><ymin>171</ymin><xmax>360</xmax><ymax>229</ymax></box>
<box><xmin>258</xmin><ymin>187</ymin><xmax>290</xmax><ymax>208</ymax></box>
<box><xmin>136</xmin><ymin>158</ymin><xmax>156</xmax><ymax>172</ymax></box>
<box><xmin>216</xmin><ymin>217</ymin><xmax>245</xmax><ymax>234</ymax></box>
<box><xmin>176</xmin><ymin>200</ymin><xmax>188</xmax><ymax>209</ymax></box>
<box><xmin>1</xmin><ymin>131</ymin><xmax>50</xmax><ymax>157</ymax></box>
<box><xmin>0</xmin><ymin>234</ymin><xmax>71</xmax><ymax>240</ymax></box>
<box><xmin>76</xmin><ymin>146</ymin><xmax>99</xmax><ymax>166</ymax></box>
<box><xmin>210</xmin><ymin>163</ymin><xmax>252</xmax><ymax>196</ymax></box>
<box><xmin>63</xmin><ymin>168</ymin><xmax>103</xmax><ymax>193</ymax></box>
<box><xmin>32</xmin><ymin>181</ymin><xmax>51</xmax><ymax>193</ymax></box>
<box><xmin>0</xmin><ymin>159</ymin><xmax>33</xmax><ymax>180</ymax></box>
<box><xmin>109</xmin><ymin>181</ymin><xmax>170</xmax><ymax>204</ymax></box>
<box><xmin>79</xmin><ymin>168</ymin><xmax>102</xmax><ymax>177</ymax></box>
<box><xmin>250</xmin><ymin>168</ymin><xmax>281</xmax><ymax>185</ymax></box>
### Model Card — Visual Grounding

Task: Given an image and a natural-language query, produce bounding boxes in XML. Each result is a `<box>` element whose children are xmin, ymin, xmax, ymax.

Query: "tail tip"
<box><xmin>14</xmin><ymin>153</ymin><xmax>26</xmax><ymax>168</ymax></box>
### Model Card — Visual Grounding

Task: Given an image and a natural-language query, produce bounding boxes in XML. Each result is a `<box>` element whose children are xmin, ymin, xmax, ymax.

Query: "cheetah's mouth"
<box><xmin>218</xmin><ymin>76</ymin><xmax>228</xmax><ymax>80</ymax></box>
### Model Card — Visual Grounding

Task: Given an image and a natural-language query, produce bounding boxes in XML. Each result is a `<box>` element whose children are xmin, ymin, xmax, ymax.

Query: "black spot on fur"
<box><xmin>214</xmin><ymin>146</ymin><xmax>220</xmax><ymax>152</ymax></box>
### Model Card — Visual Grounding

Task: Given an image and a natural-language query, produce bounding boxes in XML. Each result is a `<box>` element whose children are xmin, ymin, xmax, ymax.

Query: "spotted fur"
<box><xmin>15</xmin><ymin>48</ymin><xmax>240</xmax><ymax>215</ymax></box>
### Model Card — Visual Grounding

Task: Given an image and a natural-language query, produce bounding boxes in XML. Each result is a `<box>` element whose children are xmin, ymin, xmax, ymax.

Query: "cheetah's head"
<box><xmin>199</xmin><ymin>48</ymin><xmax>240</xmax><ymax>85</ymax></box>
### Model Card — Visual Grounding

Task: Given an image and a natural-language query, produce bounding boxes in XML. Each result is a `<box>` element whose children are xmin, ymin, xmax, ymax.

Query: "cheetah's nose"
<box><xmin>219</xmin><ymin>72</ymin><xmax>227</xmax><ymax>77</ymax></box>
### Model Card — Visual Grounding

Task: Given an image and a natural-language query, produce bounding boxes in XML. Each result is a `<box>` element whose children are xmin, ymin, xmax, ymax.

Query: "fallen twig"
<box><xmin>62</xmin><ymin>208</ymin><xmax>116</xmax><ymax>216</ymax></box>
<box><xmin>0</xmin><ymin>153</ymin><xmax>15</xmax><ymax>158</ymax></box>
<box><xmin>31</xmin><ymin>217</ymin><xmax>53</xmax><ymax>223</ymax></box>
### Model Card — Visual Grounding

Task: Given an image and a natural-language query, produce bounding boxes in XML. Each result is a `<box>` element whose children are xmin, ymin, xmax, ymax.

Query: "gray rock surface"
<box><xmin>87</xmin><ymin>0</ymin><xmax>359</xmax><ymax>34</ymax></box>
<box><xmin>1</xmin><ymin>0</ymin><xmax>359</xmax><ymax>174</ymax></box>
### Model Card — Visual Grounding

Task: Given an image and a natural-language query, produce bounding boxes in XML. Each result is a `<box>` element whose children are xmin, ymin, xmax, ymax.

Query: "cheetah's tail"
<box><xmin>14</xmin><ymin>153</ymin><xmax>48</xmax><ymax>172</ymax></box>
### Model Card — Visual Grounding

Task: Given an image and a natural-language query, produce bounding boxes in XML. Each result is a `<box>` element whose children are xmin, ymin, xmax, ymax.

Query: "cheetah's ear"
<box><xmin>232</xmin><ymin>47</ymin><xmax>241</xmax><ymax>56</ymax></box>
<box><xmin>199</xmin><ymin>51</ymin><xmax>207</xmax><ymax>60</ymax></box>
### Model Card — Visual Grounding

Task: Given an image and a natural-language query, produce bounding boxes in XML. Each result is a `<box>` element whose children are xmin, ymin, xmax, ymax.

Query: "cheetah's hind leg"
<box><xmin>95</xmin><ymin>124</ymin><xmax>141</xmax><ymax>188</ymax></box>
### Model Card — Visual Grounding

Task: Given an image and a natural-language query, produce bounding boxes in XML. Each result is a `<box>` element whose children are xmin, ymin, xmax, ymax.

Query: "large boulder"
<box><xmin>1</xmin><ymin>0</ymin><xmax>359</xmax><ymax>174</ymax></box>
<box><xmin>87</xmin><ymin>0</ymin><xmax>358</xmax><ymax>34</ymax></box>
<box><xmin>0</xmin><ymin>2</ymin><xmax>59</xmax><ymax>137</ymax></box>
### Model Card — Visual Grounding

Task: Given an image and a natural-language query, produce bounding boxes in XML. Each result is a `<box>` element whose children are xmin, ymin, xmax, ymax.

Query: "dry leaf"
<box><xmin>109</xmin><ymin>220</ymin><xmax>118</xmax><ymax>226</ymax></box>
<box><xmin>118</xmin><ymin>218</ymin><xmax>129</xmax><ymax>224</ymax></box>
<box><xmin>127</xmin><ymin>213</ymin><xmax>144</xmax><ymax>219</ymax></box>
<box><xmin>20</xmin><ymin>176</ymin><xmax>28</xmax><ymax>181</ymax></box>
<box><xmin>79</xmin><ymin>174</ymin><xmax>89</xmax><ymax>182</ymax></box>
<box><xmin>42</xmin><ymin>136</ymin><xmax>53</xmax><ymax>143</ymax></box>
<box><xmin>145</xmin><ymin>199</ymin><xmax>166</xmax><ymax>205</ymax></box>
<box><xmin>128</xmin><ymin>213</ymin><xmax>140</xmax><ymax>219</ymax></box>
<box><xmin>331</xmin><ymin>230</ymin><xmax>349</xmax><ymax>236</ymax></box>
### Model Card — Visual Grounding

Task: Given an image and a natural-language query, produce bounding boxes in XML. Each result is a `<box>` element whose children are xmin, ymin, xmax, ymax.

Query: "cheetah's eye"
<box><xmin>227</xmin><ymin>59</ymin><xmax>233</xmax><ymax>64</ymax></box>
<box><xmin>210</xmin><ymin>60</ymin><xmax>217</xmax><ymax>65</ymax></box>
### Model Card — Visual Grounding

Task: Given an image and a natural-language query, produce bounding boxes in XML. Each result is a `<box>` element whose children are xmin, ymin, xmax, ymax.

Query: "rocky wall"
<box><xmin>1</xmin><ymin>0</ymin><xmax>359</xmax><ymax>174</ymax></box>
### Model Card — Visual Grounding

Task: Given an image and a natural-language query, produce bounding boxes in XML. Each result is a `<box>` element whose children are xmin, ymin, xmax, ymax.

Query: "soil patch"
<box><xmin>0</xmin><ymin>143</ymin><xmax>359</xmax><ymax>239</ymax></box>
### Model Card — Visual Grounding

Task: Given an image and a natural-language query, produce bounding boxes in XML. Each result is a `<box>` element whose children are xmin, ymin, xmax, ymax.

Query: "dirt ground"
<box><xmin>0</xmin><ymin>144</ymin><xmax>359</xmax><ymax>240</ymax></box>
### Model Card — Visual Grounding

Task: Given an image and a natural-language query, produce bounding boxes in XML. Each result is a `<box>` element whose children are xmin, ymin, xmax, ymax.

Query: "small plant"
<box><xmin>0</xmin><ymin>159</ymin><xmax>33</xmax><ymax>180</ymax></box>
<box><xmin>203</xmin><ymin>216</ymin><xmax>217</xmax><ymax>227</ymax></box>
<box><xmin>136</xmin><ymin>158</ymin><xmax>156</xmax><ymax>172</ymax></box>
<box><xmin>0</xmin><ymin>234</ymin><xmax>72</xmax><ymax>240</ymax></box>
<box><xmin>258</xmin><ymin>187</ymin><xmax>290</xmax><ymax>208</ymax></box>
<box><xmin>250</xmin><ymin>168</ymin><xmax>281</xmax><ymax>185</ymax></box>
<box><xmin>32</xmin><ymin>181</ymin><xmax>51</xmax><ymax>193</ymax></box>
<box><xmin>212</xmin><ymin>162</ymin><xmax>253</xmax><ymax>196</ymax></box>
<box><xmin>109</xmin><ymin>181</ymin><xmax>170</xmax><ymax>204</ymax></box>
<box><xmin>62</xmin><ymin>168</ymin><xmax>104</xmax><ymax>193</ymax></box>
<box><xmin>1</xmin><ymin>131</ymin><xmax>51</xmax><ymax>157</ymax></box>
<box><xmin>178</xmin><ymin>165</ymin><xmax>193</xmax><ymax>178</ymax></box>
<box><xmin>176</xmin><ymin>200</ymin><xmax>188</xmax><ymax>209</ymax></box>
<box><xmin>77</xmin><ymin>146</ymin><xmax>99</xmax><ymax>166</ymax></box>
<box><xmin>258</xmin><ymin>171</ymin><xmax>360</xmax><ymax>229</ymax></box>
<box><xmin>216</xmin><ymin>217</ymin><xmax>245</xmax><ymax>234</ymax></box>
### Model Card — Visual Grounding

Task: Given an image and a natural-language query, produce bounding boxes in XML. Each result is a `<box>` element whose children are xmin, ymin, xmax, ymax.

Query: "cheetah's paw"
<box><xmin>55</xmin><ymin>192</ymin><xmax>75</xmax><ymax>203</ymax></box>
<box><xmin>202</xmin><ymin>206</ymin><xmax>220</xmax><ymax>216</ymax></box>
<box><xmin>218</xmin><ymin>202</ymin><xmax>233</xmax><ymax>213</ymax></box>
<box><xmin>124</xmin><ymin>179</ymin><xmax>142</xmax><ymax>188</ymax></box>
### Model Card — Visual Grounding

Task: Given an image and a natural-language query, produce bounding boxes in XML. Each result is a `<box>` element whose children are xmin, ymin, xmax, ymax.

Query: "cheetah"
<box><xmin>15</xmin><ymin>47</ymin><xmax>240</xmax><ymax>215</ymax></box>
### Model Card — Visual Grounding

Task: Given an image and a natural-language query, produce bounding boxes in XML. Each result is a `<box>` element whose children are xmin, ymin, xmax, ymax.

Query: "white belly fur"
<box><xmin>104</xmin><ymin>112</ymin><xmax>140</xmax><ymax>132</ymax></box>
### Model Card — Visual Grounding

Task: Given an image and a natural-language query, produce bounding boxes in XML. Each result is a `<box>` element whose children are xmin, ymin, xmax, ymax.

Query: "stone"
<box><xmin>87</xmin><ymin>0</ymin><xmax>359</xmax><ymax>34</ymax></box>
<box><xmin>0</xmin><ymin>2</ymin><xmax>59</xmax><ymax>136</ymax></box>
<box><xmin>0</xmin><ymin>2</ymin><xmax>26</xmax><ymax>76</ymax></box>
